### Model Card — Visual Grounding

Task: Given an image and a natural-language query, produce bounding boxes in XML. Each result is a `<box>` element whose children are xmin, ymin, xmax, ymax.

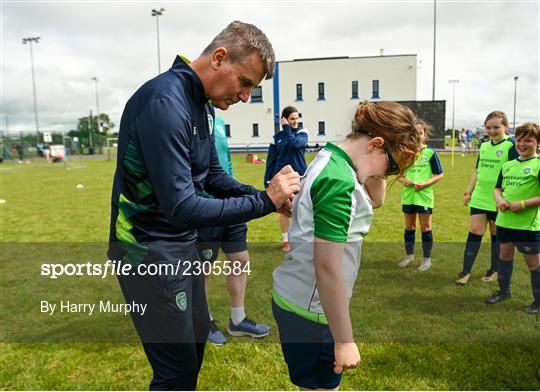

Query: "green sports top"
<box><xmin>495</xmin><ymin>157</ymin><xmax>540</xmax><ymax>231</ymax></box>
<box><xmin>470</xmin><ymin>137</ymin><xmax>517</xmax><ymax>211</ymax></box>
<box><xmin>401</xmin><ymin>145</ymin><xmax>443</xmax><ymax>208</ymax></box>
<box><xmin>203</xmin><ymin>117</ymin><xmax>233</xmax><ymax>199</ymax></box>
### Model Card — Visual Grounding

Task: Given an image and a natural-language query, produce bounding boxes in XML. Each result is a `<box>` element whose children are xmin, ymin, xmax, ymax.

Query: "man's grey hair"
<box><xmin>202</xmin><ymin>20</ymin><xmax>275</xmax><ymax>79</ymax></box>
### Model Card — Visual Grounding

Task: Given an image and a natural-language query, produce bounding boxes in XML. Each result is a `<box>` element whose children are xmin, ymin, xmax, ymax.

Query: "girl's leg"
<box><xmin>523</xmin><ymin>253</ymin><xmax>540</xmax><ymax>313</ymax></box>
<box><xmin>399</xmin><ymin>213</ymin><xmax>416</xmax><ymax>267</ymax></box>
<box><xmin>486</xmin><ymin>242</ymin><xmax>515</xmax><ymax>304</ymax></box>
<box><xmin>418</xmin><ymin>213</ymin><xmax>433</xmax><ymax>271</ymax></box>
<box><xmin>461</xmin><ymin>214</ymin><xmax>488</xmax><ymax>274</ymax></box>
<box><xmin>485</xmin><ymin>219</ymin><xmax>500</xmax><ymax>279</ymax></box>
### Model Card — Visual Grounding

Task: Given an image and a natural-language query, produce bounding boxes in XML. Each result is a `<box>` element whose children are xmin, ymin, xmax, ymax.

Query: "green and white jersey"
<box><xmin>470</xmin><ymin>137</ymin><xmax>517</xmax><ymax>211</ymax></box>
<box><xmin>272</xmin><ymin>142</ymin><xmax>373</xmax><ymax>324</ymax></box>
<box><xmin>496</xmin><ymin>157</ymin><xmax>540</xmax><ymax>231</ymax></box>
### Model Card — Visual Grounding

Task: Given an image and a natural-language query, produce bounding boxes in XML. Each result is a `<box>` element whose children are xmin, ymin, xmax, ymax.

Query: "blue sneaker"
<box><xmin>208</xmin><ymin>320</ymin><xmax>227</xmax><ymax>345</ymax></box>
<box><xmin>227</xmin><ymin>317</ymin><xmax>270</xmax><ymax>338</ymax></box>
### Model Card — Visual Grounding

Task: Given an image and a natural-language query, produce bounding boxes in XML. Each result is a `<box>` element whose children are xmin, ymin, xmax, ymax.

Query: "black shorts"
<box><xmin>402</xmin><ymin>204</ymin><xmax>433</xmax><ymax>214</ymax></box>
<box><xmin>470</xmin><ymin>207</ymin><xmax>498</xmax><ymax>222</ymax></box>
<box><xmin>272</xmin><ymin>299</ymin><xmax>342</xmax><ymax>390</ymax></box>
<box><xmin>496</xmin><ymin>226</ymin><xmax>540</xmax><ymax>255</ymax></box>
<box><xmin>197</xmin><ymin>223</ymin><xmax>248</xmax><ymax>262</ymax></box>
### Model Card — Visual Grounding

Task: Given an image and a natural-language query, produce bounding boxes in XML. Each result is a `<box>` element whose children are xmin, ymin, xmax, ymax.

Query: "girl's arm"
<box><xmin>314</xmin><ymin>237</ymin><xmax>361</xmax><ymax>374</ymax></box>
<box><xmin>509</xmin><ymin>195</ymin><xmax>540</xmax><ymax>212</ymax></box>
<box><xmin>364</xmin><ymin>176</ymin><xmax>386</xmax><ymax>208</ymax></box>
<box><xmin>493</xmin><ymin>188</ymin><xmax>509</xmax><ymax>211</ymax></box>
<box><xmin>463</xmin><ymin>170</ymin><xmax>477</xmax><ymax>206</ymax></box>
<box><xmin>414</xmin><ymin>173</ymin><xmax>444</xmax><ymax>190</ymax></box>
<box><xmin>397</xmin><ymin>176</ymin><xmax>413</xmax><ymax>187</ymax></box>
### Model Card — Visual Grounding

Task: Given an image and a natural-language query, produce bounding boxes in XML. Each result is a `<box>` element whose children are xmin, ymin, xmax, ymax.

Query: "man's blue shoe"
<box><xmin>227</xmin><ymin>317</ymin><xmax>270</xmax><ymax>338</ymax></box>
<box><xmin>208</xmin><ymin>320</ymin><xmax>227</xmax><ymax>345</ymax></box>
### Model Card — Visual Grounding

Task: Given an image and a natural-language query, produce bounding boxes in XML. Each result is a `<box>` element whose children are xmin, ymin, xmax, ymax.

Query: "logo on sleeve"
<box><xmin>175</xmin><ymin>292</ymin><xmax>187</xmax><ymax>311</ymax></box>
<box><xmin>207</xmin><ymin>114</ymin><xmax>214</xmax><ymax>135</ymax></box>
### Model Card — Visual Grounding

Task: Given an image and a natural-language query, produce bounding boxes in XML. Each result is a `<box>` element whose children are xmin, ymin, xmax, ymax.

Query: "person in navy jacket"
<box><xmin>264</xmin><ymin>106</ymin><xmax>308</xmax><ymax>251</ymax></box>
<box><xmin>109</xmin><ymin>21</ymin><xmax>300</xmax><ymax>390</ymax></box>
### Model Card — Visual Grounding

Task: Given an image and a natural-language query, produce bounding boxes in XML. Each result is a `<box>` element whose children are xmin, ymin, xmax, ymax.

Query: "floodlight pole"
<box><xmin>512</xmin><ymin>76</ymin><xmax>518</xmax><ymax>132</ymax></box>
<box><xmin>91</xmin><ymin>77</ymin><xmax>100</xmax><ymax>133</ymax></box>
<box><xmin>151</xmin><ymin>8</ymin><xmax>165</xmax><ymax>74</ymax></box>
<box><xmin>449</xmin><ymin>79</ymin><xmax>459</xmax><ymax>167</ymax></box>
<box><xmin>22</xmin><ymin>36</ymin><xmax>41</xmax><ymax>145</ymax></box>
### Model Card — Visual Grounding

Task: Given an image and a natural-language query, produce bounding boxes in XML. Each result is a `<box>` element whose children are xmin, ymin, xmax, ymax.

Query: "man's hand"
<box><xmin>266</xmin><ymin>165</ymin><xmax>300</xmax><ymax>209</ymax></box>
<box><xmin>280</xmin><ymin>116</ymin><xmax>289</xmax><ymax>126</ymax></box>
<box><xmin>334</xmin><ymin>342</ymin><xmax>361</xmax><ymax>374</ymax></box>
<box><xmin>277</xmin><ymin>195</ymin><xmax>294</xmax><ymax>217</ymax></box>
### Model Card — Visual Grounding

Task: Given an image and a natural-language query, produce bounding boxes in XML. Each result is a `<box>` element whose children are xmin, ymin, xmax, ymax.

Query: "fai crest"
<box><xmin>496</xmin><ymin>150</ymin><xmax>503</xmax><ymax>156</ymax></box>
<box><xmin>207</xmin><ymin>114</ymin><xmax>214</xmax><ymax>135</ymax></box>
<box><xmin>202</xmin><ymin>249</ymin><xmax>213</xmax><ymax>260</ymax></box>
<box><xmin>176</xmin><ymin>292</ymin><xmax>187</xmax><ymax>311</ymax></box>
<box><xmin>524</xmin><ymin>167</ymin><xmax>532</xmax><ymax>174</ymax></box>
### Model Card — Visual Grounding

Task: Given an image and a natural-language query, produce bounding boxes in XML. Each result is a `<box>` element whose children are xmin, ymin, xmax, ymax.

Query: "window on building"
<box><xmin>296</xmin><ymin>83</ymin><xmax>303</xmax><ymax>101</ymax></box>
<box><xmin>372</xmin><ymin>80</ymin><xmax>380</xmax><ymax>99</ymax></box>
<box><xmin>318</xmin><ymin>82</ymin><xmax>325</xmax><ymax>100</ymax></box>
<box><xmin>251</xmin><ymin>86</ymin><xmax>262</xmax><ymax>103</ymax></box>
<box><xmin>352</xmin><ymin>81</ymin><xmax>359</xmax><ymax>99</ymax></box>
<box><xmin>318</xmin><ymin>121</ymin><xmax>325</xmax><ymax>135</ymax></box>
<box><xmin>252</xmin><ymin>123</ymin><xmax>259</xmax><ymax>137</ymax></box>
<box><xmin>225</xmin><ymin>124</ymin><xmax>231</xmax><ymax>138</ymax></box>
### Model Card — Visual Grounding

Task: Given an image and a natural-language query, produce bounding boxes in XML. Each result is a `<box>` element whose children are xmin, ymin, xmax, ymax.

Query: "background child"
<box><xmin>486</xmin><ymin>122</ymin><xmax>540</xmax><ymax>314</ymax></box>
<box><xmin>264</xmin><ymin>106</ymin><xmax>308</xmax><ymax>252</ymax></box>
<box><xmin>398</xmin><ymin>120</ymin><xmax>444</xmax><ymax>271</ymax></box>
<box><xmin>456</xmin><ymin>111</ymin><xmax>518</xmax><ymax>285</ymax></box>
<box><xmin>272</xmin><ymin>101</ymin><xmax>420</xmax><ymax>390</ymax></box>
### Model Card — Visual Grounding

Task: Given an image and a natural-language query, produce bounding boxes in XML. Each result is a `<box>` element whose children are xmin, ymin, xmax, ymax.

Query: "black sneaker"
<box><xmin>485</xmin><ymin>290</ymin><xmax>511</xmax><ymax>305</ymax></box>
<box><xmin>524</xmin><ymin>301</ymin><xmax>540</xmax><ymax>315</ymax></box>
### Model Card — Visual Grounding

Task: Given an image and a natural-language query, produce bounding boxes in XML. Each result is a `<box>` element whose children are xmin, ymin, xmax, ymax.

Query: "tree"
<box><xmin>68</xmin><ymin>113</ymin><xmax>115</xmax><ymax>147</ymax></box>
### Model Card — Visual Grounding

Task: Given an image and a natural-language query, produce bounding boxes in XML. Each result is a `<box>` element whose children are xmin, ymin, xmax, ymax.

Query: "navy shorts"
<box><xmin>272</xmin><ymin>299</ymin><xmax>342</xmax><ymax>390</ymax></box>
<box><xmin>402</xmin><ymin>204</ymin><xmax>433</xmax><ymax>214</ymax></box>
<box><xmin>496</xmin><ymin>226</ymin><xmax>540</xmax><ymax>255</ymax></box>
<box><xmin>470</xmin><ymin>207</ymin><xmax>498</xmax><ymax>222</ymax></box>
<box><xmin>196</xmin><ymin>223</ymin><xmax>247</xmax><ymax>262</ymax></box>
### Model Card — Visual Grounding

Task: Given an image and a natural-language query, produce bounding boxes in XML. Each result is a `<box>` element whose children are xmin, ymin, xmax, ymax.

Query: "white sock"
<box><xmin>282</xmin><ymin>233</ymin><xmax>288</xmax><ymax>242</ymax></box>
<box><xmin>231</xmin><ymin>306</ymin><xmax>246</xmax><ymax>325</ymax></box>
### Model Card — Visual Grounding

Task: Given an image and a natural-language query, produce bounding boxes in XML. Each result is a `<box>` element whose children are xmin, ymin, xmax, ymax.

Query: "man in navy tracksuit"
<box><xmin>109</xmin><ymin>21</ymin><xmax>300</xmax><ymax>390</ymax></box>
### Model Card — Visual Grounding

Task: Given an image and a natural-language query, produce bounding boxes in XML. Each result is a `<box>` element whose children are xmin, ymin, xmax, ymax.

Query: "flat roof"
<box><xmin>279</xmin><ymin>54</ymin><xmax>417</xmax><ymax>63</ymax></box>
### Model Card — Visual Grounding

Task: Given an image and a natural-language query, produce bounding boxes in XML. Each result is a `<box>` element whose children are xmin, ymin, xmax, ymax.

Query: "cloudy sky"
<box><xmin>1</xmin><ymin>0</ymin><xmax>538</xmax><ymax>135</ymax></box>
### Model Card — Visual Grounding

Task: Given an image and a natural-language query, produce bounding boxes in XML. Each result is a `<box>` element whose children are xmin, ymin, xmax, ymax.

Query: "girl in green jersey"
<box><xmin>398</xmin><ymin>121</ymin><xmax>444</xmax><ymax>271</ymax></box>
<box><xmin>486</xmin><ymin>122</ymin><xmax>540</xmax><ymax>314</ymax></box>
<box><xmin>456</xmin><ymin>111</ymin><xmax>518</xmax><ymax>286</ymax></box>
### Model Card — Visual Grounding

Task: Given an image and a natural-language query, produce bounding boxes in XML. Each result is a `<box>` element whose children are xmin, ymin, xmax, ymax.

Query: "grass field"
<box><xmin>1</xmin><ymin>153</ymin><xmax>539</xmax><ymax>390</ymax></box>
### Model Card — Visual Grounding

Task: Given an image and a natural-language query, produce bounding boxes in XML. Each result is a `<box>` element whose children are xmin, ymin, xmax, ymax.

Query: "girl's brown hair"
<box><xmin>416</xmin><ymin>119</ymin><xmax>432</xmax><ymax>139</ymax></box>
<box><xmin>348</xmin><ymin>101</ymin><xmax>421</xmax><ymax>177</ymax></box>
<box><xmin>484</xmin><ymin>111</ymin><xmax>509</xmax><ymax>128</ymax></box>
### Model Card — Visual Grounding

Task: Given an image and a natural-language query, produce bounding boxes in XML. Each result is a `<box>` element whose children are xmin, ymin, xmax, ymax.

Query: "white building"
<box><xmin>218</xmin><ymin>54</ymin><xmax>417</xmax><ymax>149</ymax></box>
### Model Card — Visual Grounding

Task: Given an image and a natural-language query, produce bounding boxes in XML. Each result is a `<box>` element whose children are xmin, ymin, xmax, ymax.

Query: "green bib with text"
<box><xmin>496</xmin><ymin>157</ymin><xmax>540</xmax><ymax>231</ymax></box>
<box><xmin>402</xmin><ymin>146</ymin><xmax>435</xmax><ymax>208</ymax></box>
<box><xmin>470</xmin><ymin>138</ymin><xmax>514</xmax><ymax>211</ymax></box>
